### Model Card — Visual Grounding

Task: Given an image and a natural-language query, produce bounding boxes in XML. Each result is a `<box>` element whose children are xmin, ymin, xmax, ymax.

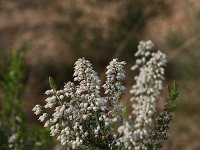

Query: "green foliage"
<box><xmin>0</xmin><ymin>50</ymin><xmax>25</xmax><ymax>149</ymax></box>
<box><xmin>168</xmin><ymin>81</ymin><xmax>179</xmax><ymax>110</ymax></box>
<box><xmin>49</xmin><ymin>76</ymin><xmax>57</xmax><ymax>91</ymax></box>
<box><xmin>145</xmin><ymin>81</ymin><xmax>179</xmax><ymax>150</ymax></box>
<box><xmin>170</xmin><ymin>58</ymin><xmax>200</xmax><ymax>81</ymax></box>
<box><xmin>0</xmin><ymin>50</ymin><xmax>54</xmax><ymax>150</ymax></box>
<box><xmin>166</xmin><ymin>31</ymin><xmax>184</xmax><ymax>49</ymax></box>
<box><xmin>28</xmin><ymin>127</ymin><xmax>54</xmax><ymax>150</ymax></box>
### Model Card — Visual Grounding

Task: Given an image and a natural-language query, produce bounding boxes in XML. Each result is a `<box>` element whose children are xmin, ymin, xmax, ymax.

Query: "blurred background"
<box><xmin>0</xmin><ymin>0</ymin><xmax>200</xmax><ymax>149</ymax></box>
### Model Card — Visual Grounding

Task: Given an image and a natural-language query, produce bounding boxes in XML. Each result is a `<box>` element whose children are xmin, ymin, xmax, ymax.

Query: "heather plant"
<box><xmin>0</xmin><ymin>50</ymin><xmax>54</xmax><ymax>150</ymax></box>
<box><xmin>33</xmin><ymin>58</ymin><xmax>126</xmax><ymax>149</ymax></box>
<box><xmin>33</xmin><ymin>41</ymin><xmax>178</xmax><ymax>150</ymax></box>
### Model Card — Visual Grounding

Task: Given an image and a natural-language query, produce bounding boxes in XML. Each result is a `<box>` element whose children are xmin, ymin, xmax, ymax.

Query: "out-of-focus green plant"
<box><xmin>0</xmin><ymin>50</ymin><xmax>54</xmax><ymax>150</ymax></box>
<box><xmin>166</xmin><ymin>31</ymin><xmax>184</xmax><ymax>49</ymax></box>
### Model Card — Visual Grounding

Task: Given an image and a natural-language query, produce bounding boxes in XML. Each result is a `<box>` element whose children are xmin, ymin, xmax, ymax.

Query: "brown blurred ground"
<box><xmin>1</xmin><ymin>0</ymin><xmax>200</xmax><ymax>149</ymax></box>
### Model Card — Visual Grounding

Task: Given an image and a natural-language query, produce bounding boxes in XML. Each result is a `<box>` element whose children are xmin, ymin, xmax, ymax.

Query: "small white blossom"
<box><xmin>32</xmin><ymin>104</ymin><xmax>42</xmax><ymax>115</ymax></box>
<box><xmin>8</xmin><ymin>133</ymin><xmax>18</xmax><ymax>148</ymax></box>
<box><xmin>39</xmin><ymin>113</ymin><xmax>48</xmax><ymax>122</ymax></box>
<box><xmin>8</xmin><ymin>133</ymin><xmax>18</xmax><ymax>143</ymax></box>
<box><xmin>45</xmin><ymin>89</ymin><xmax>54</xmax><ymax>95</ymax></box>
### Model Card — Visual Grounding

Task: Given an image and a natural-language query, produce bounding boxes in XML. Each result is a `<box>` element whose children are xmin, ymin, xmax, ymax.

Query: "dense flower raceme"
<box><xmin>33</xmin><ymin>58</ymin><xmax>126</xmax><ymax>149</ymax></box>
<box><xmin>116</xmin><ymin>41</ymin><xmax>167</xmax><ymax>150</ymax></box>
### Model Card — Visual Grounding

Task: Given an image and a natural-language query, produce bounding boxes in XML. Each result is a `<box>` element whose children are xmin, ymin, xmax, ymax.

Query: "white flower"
<box><xmin>39</xmin><ymin>113</ymin><xmax>48</xmax><ymax>122</ymax></box>
<box><xmin>8</xmin><ymin>133</ymin><xmax>18</xmax><ymax>143</ymax></box>
<box><xmin>45</xmin><ymin>89</ymin><xmax>54</xmax><ymax>95</ymax></box>
<box><xmin>8</xmin><ymin>133</ymin><xmax>18</xmax><ymax>148</ymax></box>
<box><xmin>32</xmin><ymin>104</ymin><xmax>42</xmax><ymax>115</ymax></box>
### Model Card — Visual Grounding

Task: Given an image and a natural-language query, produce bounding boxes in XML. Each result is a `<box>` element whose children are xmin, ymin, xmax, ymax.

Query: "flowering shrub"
<box><xmin>33</xmin><ymin>41</ymin><xmax>178</xmax><ymax>150</ymax></box>
<box><xmin>33</xmin><ymin>58</ymin><xmax>126</xmax><ymax>149</ymax></box>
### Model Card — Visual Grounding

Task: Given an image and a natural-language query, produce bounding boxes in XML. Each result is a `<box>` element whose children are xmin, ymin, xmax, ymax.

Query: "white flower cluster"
<box><xmin>117</xmin><ymin>40</ymin><xmax>167</xmax><ymax>150</ymax></box>
<box><xmin>32</xmin><ymin>41</ymin><xmax>168</xmax><ymax>149</ymax></box>
<box><xmin>116</xmin><ymin>121</ymin><xmax>135</xmax><ymax>150</ymax></box>
<box><xmin>32</xmin><ymin>58</ymin><xmax>126</xmax><ymax>149</ymax></box>
<box><xmin>103</xmin><ymin>59</ymin><xmax>126</xmax><ymax>106</ymax></box>
<box><xmin>8</xmin><ymin>133</ymin><xmax>18</xmax><ymax>148</ymax></box>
